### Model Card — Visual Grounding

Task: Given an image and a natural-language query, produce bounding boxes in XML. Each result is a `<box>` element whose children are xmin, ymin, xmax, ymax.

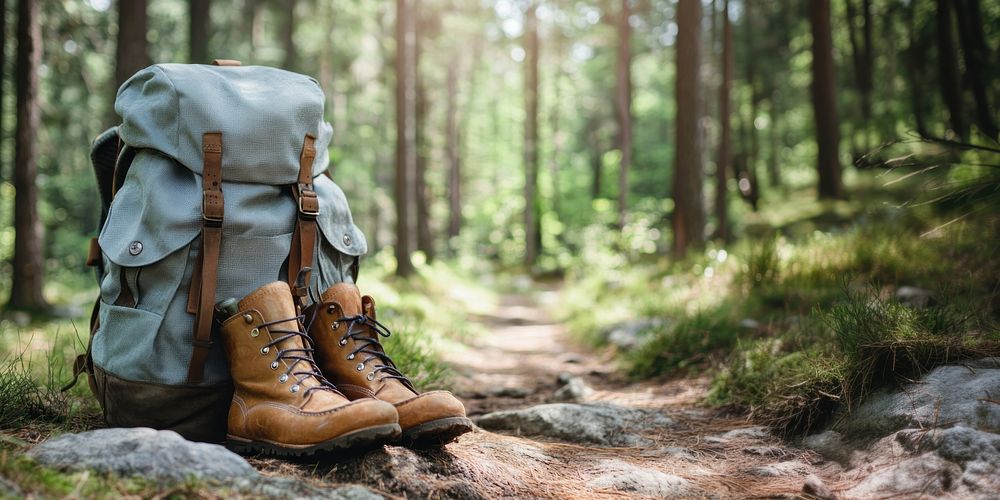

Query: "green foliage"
<box><xmin>565</xmin><ymin>171</ymin><xmax>1000</xmax><ymax>435</ymax></box>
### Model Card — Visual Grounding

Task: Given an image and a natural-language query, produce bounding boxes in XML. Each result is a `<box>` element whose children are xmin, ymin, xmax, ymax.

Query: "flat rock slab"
<box><xmin>841</xmin><ymin>358</ymin><xmax>1000</xmax><ymax>437</ymax></box>
<box><xmin>586</xmin><ymin>459</ymin><xmax>695</xmax><ymax>497</ymax></box>
<box><xmin>27</xmin><ymin>428</ymin><xmax>257</xmax><ymax>485</ymax></box>
<box><xmin>475</xmin><ymin>403</ymin><xmax>674</xmax><ymax>447</ymax></box>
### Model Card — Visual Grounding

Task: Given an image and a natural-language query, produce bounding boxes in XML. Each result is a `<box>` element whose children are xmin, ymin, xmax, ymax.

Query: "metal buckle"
<box><xmin>297</xmin><ymin>188</ymin><xmax>319</xmax><ymax>219</ymax></box>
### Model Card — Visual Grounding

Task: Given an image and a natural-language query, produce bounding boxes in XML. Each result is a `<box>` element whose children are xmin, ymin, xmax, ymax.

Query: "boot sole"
<box><xmin>226</xmin><ymin>423</ymin><xmax>401</xmax><ymax>457</ymax></box>
<box><xmin>401</xmin><ymin>416</ymin><xmax>475</xmax><ymax>448</ymax></box>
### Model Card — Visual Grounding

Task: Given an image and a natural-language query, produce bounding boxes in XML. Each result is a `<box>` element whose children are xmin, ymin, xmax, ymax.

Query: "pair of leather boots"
<box><xmin>217</xmin><ymin>281</ymin><xmax>472</xmax><ymax>456</ymax></box>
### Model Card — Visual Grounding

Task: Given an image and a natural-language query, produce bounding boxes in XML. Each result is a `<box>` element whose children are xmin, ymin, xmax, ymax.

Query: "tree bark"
<box><xmin>934</xmin><ymin>0</ymin><xmax>966</xmax><ymax>140</ymax></box>
<box><xmin>845</xmin><ymin>0</ymin><xmax>874</xmax><ymax>151</ymax></box>
<box><xmin>952</xmin><ymin>0</ymin><xmax>998</xmax><ymax>139</ymax></box>
<box><xmin>9</xmin><ymin>0</ymin><xmax>48</xmax><ymax>311</ymax></box>
<box><xmin>115</xmin><ymin>0</ymin><xmax>149</xmax><ymax>89</ymax></box>
<box><xmin>414</xmin><ymin>10</ymin><xmax>433</xmax><ymax>262</ymax></box>
<box><xmin>189</xmin><ymin>0</ymin><xmax>210</xmax><ymax>63</ymax></box>
<box><xmin>446</xmin><ymin>59</ymin><xmax>462</xmax><ymax>246</ymax></box>
<box><xmin>281</xmin><ymin>0</ymin><xmax>297</xmax><ymax>71</ymax></box>
<box><xmin>523</xmin><ymin>2</ymin><xmax>540</xmax><ymax>267</ymax></box>
<box><xmin>590</xmin><ymin>119</ymin><xmax>603</xmax><ymax>200</ymax></box>
<box><xmin>0</xmin><ymin>0</ymin><xmax>6</xmax><ymax>184</ymax></box>
<box><xmin>394</xmin><ymin>0</ymin><xmax>416</xmax><ymax>276</ymax></box>
<box><xmin>809</xmin><ymin>0</ymin><xmax>843</xmax><ymax>200</ymax></box>
<box><xmin>672</xmin><ymin>0</ymin><xmax>704</xmax><ymax>256</ymax></box>
<box><xmin>714</xmin><ymin>0</ymin><xmax>732</xmax><ymax>242</ymax></box>
<box><xmin>615</xmin><ymin>0</ymin><xmax>632</xmax><ymax>230</ymax></box>
<box><xmin>905</xmin><ymin>0</ymin><xmax>930</xmax><ymax>138</ymax></box>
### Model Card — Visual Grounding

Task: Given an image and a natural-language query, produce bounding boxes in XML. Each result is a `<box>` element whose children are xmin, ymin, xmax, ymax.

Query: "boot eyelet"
<box><xmin>270</xmin><ymin>361</ymin><xmax>279</xmax><ymax>370</ymax></box>
<box><xmin>356</xmin><ymin>362</ymin><xmax>365</xmax><ymax>371</ymax></box>
<box><xmin>290</xmin><ymin>384</ymin><xmax>300</xmax><ymax>393</ymax></box>
<box><xmin>260</xmin><ymin>346</ymin><xmax>269</xmax><ymax>355</ymax></box>
<box><xmin>278</xmin><ymin>374</ymin><xmax>288</xmax><ymax>383</ymax></box>
<box><xmin>327</xmin><ymin>305</ymin><xmax>336</xmax><ymax>314</ymax></box>
<box><xmin>339</xmin><ymin>338</ymin><xmax>348</xmax><ymax>346</ymax></box>
<box><xmin>332</xmin><ymin>321</ymin><xmax>340</xmax><ymax>329</ymax></box>
<box><xmin>243</xmin><ymin>314</ymin><xmax>254</xmax><ymax>324</ymax></box>
<box><xmin>346</xmin><ymin>353</ymin><xmax>355</xmax><ymax>360</ymax></box>
<box><xmin>367</xmin><ymin>372</ymin><xmax>376</xmax><ymax>381</ymax></box>
<box><xmin>250</xmin><ymin>328</ymin><xmax>259</xmax><ymax>338</ymax></box>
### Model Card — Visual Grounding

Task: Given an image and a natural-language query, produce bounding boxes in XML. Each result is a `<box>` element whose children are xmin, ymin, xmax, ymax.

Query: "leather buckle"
<box><xmin>297</xmin><ymin>188</ymin><xmax>319</xmax><ymax>219</ymax></box>
<box><xmin>202</xmin><ymin>194</ymin><xmax>224</xmax><ymax>227</ymax></box>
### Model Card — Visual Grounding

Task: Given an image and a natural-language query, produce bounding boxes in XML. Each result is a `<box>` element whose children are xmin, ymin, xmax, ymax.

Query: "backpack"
<box><xmin>73</xmin><ymin>61</ymin><xmax>368</xmax><ymax>442</ymax></box>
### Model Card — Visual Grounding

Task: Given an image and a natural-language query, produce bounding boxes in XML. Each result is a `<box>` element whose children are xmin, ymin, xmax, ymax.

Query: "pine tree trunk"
<box><xmin>590</xmin><ymin>119</ymin><xmax>603</xmax><ymax>200</ymax></box>
<box><xmin>672</xmin><ymin>0</ymin><xmax>704</xmax><ymax>256</ymax></box>
<box><xmin>115</xmin><ymin>0</ymin><xmax>149</xmax><ymax>89</ymax></box>
<box><xmin>282</xmin><ymin>0</ymin><xmax>297</xmax><ymax>71</ymax></box>
<box><xmin>809</xmin><ymin>0</ymin><xmax>843</xmax><ymax>200</ymax></box>
<box><xmin>523</xmin><ymin>3</ymin><xmax>540</xmax><ymax>268</ymax></box>
<box><xmin>905</xmin><ymin>0</ymin><xmax>930</xmax><ymax>138</ymax></box>
<box><xmin>952</xmin><ymin>0</ymin><xmax>998</xmax><ymax>139</ymax></box>
<box><xmin>394</xmin><ymin>0</ymin><xmax>415</xmax><ymax>277</ymax></box>
<box><xmin>845</xmin><ymin>0</ymin><xmax>874</xmax><ymax>152</ymax></box>
<box><xmin>9</xmin><ymin>0</ymin><xmax>48</xmax><ymax>311</ymax></box>
<box><xmin>414</xmin><ymin>11</ymin><xmax>433</xmax><ymax>262</ymax></box>
<box><xmin>189</xmin><ymin>0</ymin><xmax>210</xmax><ymax>63</ymax></box>
<box><xmin>714</xmin><ymin>0</ymin><xmax>732</xmax><ymax>242</ymax></box>
<box><xmin>446</xmin><ymin>59</ymin><xmax>461</xmax><ymax>247</ymax></box>
<box><xmin>0</xmin><ymin>0</ymin><xmax>6</xmax><ymax>184</ymax></box>
<box><xmin>934</xmin><ymin>0</ymin><xmax>966</xmax><ymax>140</ymax></box>
<box><xmin>615</xmin><ymin>0</ymin><xmax>632</xmax><ymax>230</ymax></box>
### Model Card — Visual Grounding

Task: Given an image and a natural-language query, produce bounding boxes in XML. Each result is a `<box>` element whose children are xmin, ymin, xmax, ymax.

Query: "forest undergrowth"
<box><xmin>562</xmin><ymin>166</ymin><xmax>1000</xmax><ymax>436</ymax></box>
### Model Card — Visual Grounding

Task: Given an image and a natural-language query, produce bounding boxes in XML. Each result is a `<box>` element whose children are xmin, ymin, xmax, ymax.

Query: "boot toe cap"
<box><xmin>394</xmin><ymin>390</ymin><xmax>467</xmax><ymax>430</ymax></box>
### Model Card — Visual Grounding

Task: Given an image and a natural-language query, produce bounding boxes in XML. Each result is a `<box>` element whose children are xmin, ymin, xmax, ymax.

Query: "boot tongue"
<box><xmin>239</xmin><ymin>282</ymin><xmax>298</xmax><ymax>326</ymax></box>
<box><xmin>239</xmin><ymin>282</ymin><xmax>318</xmax><ymax>386</ymax></box>
<box><xmin>321</xmin><ymin>283</ymin><xmax>363</xmax><ymax>316</ymax></box>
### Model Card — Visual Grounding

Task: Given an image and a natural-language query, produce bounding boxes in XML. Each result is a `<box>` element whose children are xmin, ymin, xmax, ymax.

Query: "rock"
<box><xmin>928</xmin><ymin>426</ymin><xmax>1000</xmax><ymax>464</ymax></box>
<box><xmin>840</xmin><ymin>359</ymin><xmax>1000</xmax><ymax>437</ymax></box>
<box><xmin>586</xmin><ymin>459</ymin><xmax>694</xmax><ymax>497</ymax></box>
<box><xmin>895</xmin><ymin>286</ymin><xmax>934</xmax><ymax>308</ymax></box>
<box><xmin>639</xmin><ymin>446</ymin><xmax>696</xmax><ymax>461</ymax></box>
<box><xmin>0</xmin><ymin>477</ymin><xmax>22</xmax><ymax>497</ymax></box>
<box><xmin>802</xmin><ymin>474</ymin><xmax>836</xmax><ymax>500</ymax></box>
<box><xmin>239</xmin><ymin>478</ymin><xmax>385</xmax><ymax>500</ymax></box>
<box><xmin>845</xmin><ymin>453</ymin><xmax>961</xmax><ymax>498</ymax></box>
<box><xmin>801</xmin><ymin>430</ymin><xmax>853</xmax><ymax>464</ymax></box>
<box><xmin>721</xmin><ymin>426</ymin><xmax>770</xmax><ymax>440</ymax></box>
<box><xmin>603</xmin><ymin>319</ymin><xmax>667</xmax><ymax>351</ymax></box>
<box><xmin>551</xmin><ymin>376</ymin><xmax>595</xmax><ymax>402</ymax></box>
<box><xmin>332</xmin><ymin>446</ymin><xmax>484</xmax><ymax>500</ymax></box>
<box><xmin>27</xmin><ymin>428</ymin><xmax>257</xmax><ymax>485</ymax></box>
<box><xmin>738</xmin><ymin>318</ymin><xmax>761</xmax><ymax>330</ymax></box>
<box><xmin>489</xmin><ymin>386</ymin><xmax>531</xmax><ymax>398</ymax></box>
<box><xmin>745</xmin><ymin>461</ymin><xmax>811</xmax><ymax>478</ymax></box>
<box><xmin>475</xmin><ymin>403</ymin><xmax>673</xmax><ymax>447</ymax></box>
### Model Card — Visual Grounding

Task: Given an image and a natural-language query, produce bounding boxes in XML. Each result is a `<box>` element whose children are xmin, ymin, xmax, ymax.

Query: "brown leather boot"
<box><xmin>306</xmin><ymin>283</ymin><xmax>474</xmax><ymax>447</ymax></box>
<box><xmin>219</xmin><ymin>282</ymin><xmax>400</xmax><ymax>456</ymax></box>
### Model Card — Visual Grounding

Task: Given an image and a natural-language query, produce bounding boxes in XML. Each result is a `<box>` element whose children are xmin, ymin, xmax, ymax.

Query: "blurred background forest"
<box><xmin>0</xmin><ymin>0</ymin><xmax>999</xmax><ymax>443</ymax></box>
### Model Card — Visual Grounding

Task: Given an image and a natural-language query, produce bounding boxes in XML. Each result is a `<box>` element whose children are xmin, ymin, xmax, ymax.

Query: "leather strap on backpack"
<box><xmin>187</xmin><ymin>132</ymin><xmax>225</xmax><ymax>383</ymax></box>
<box><xmin>287</xmin><ymin>134</ymin><xmax>319</xmax><ymax>309</ymax></box>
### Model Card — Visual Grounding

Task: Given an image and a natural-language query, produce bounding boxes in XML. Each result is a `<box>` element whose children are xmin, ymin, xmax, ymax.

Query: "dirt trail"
<box><xmin>255</xmin><ymin>286</ymin><xmax>843</xmax><ymax>498</ymax></box>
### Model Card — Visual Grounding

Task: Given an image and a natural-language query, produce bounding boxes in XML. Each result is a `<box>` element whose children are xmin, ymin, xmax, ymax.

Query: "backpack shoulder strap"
<box><xmin>288</xmin><ymin>134</ymin><xmax>319</xmax><ymax>309</ymax></box>
<box><xmin>187</xmin><ymin>132</ymin><xmax>224</xmax><ymax>383</ymax></box>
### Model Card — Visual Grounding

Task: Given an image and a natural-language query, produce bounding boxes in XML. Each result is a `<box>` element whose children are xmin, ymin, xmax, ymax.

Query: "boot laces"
<box><xmin>316</xmin><ymin>308</ymin><xmax>416</xmax><ymax>392</ymax></box>
<box><xmin>256</xmin><ymin>315</ymin><xmax>340</xmax><ymax>399</ymax></box>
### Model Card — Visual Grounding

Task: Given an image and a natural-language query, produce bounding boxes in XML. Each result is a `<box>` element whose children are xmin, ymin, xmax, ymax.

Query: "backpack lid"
<box><xmin>115</xmin><ymin>64</ymin><xmax>333</xmax><ymax>184</ymax></box>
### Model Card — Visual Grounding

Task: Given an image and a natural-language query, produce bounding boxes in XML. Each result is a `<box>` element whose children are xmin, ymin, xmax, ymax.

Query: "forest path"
<box><xmin>436</xmin><ymin>285</ymin><xmax>843</xmax><ymax>498</ymax></box>
<box><xmin>254</xmin><ymin>285</ymin><xmax>843</xmax><ymax>498</ymax></box>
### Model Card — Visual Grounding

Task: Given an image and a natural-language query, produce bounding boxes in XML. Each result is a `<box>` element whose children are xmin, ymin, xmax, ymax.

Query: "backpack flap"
<box><xmin>115</xmin><ymin>64</ymin><xmax>333</xmax><ymax>184</ymax></box>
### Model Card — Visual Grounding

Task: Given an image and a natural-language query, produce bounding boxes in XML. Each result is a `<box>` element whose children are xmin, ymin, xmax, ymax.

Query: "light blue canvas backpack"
<box><xmin>75</xmin><ymin>61</ymin><xmax>367</xmax><ymax>442</ymax></box>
